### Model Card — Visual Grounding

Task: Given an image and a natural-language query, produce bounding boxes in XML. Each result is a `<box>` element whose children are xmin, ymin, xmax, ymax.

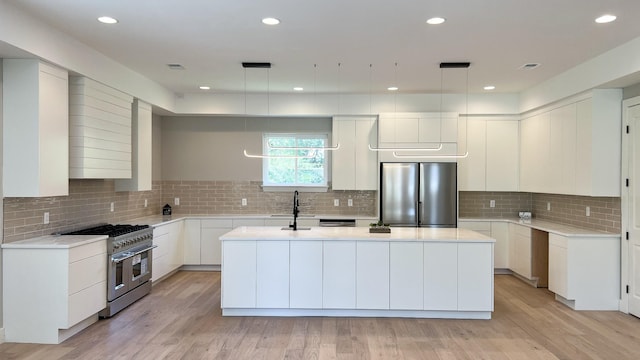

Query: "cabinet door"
<box><xmin>183</xmin><ymin>219</ymin><xmax>201</xmax><ymax>265</ymax></box>
<box><xmin>256</xmin><ymin>241</ymin><xmax>289</xmax><ymax>308</ymax></box>
<box><xmin>332</xmin><ymin>118</ymin><xmax>356</xmax><ymax>190</ymax></box>
<box><xmin>457</xmin><ymin>119</ymin><xmax>486</xmax><ymax>191</ymax></box>
<box><xmin>510</xmin><ymin>224</ymin><xmax>532</xmax><ymax>279</ymax></box>
<box><xmin>167</xmin><ymin>221</ymin><xmax>184</xmax><ymax>272</ymax></box>
<box><xmin>323</xmin><ymin>241</ymin><xmax>356</xmax><ymax>309</ymax></box>
<box><xmin>458</xmin><ymin>243</ymin><xmax>493</xmax><ymax>311</ymax></box>
<box><xmin>201</xmin><ymin>228</ymin><xmax>229</xmax><ymax>265</ymax></box>
<box><xmin>491</xmin><ymin>222</ymin><xmax>509</xmax><ymax>269</ymax></box>
<box><xmin>575</xmin><ymin>98</ymin><xmax>593</xmax><ymax>195</ymax></box>
<box><xmin>290</xmin><ymin>241</ymin><xmax>323</xmax><ymax>308</ymax></box>
<box><xmin>424</xmin><ymin>242</ymin><xmax>457</xmax><ymax>310</ymax></box>
<box><xmin>356</xmin><ymin>241</ymin><xmax>389</xmax><ymax>309</ymax></box>
<box><xmin>221</xmin><ymin>241</ymin><xmax>256</xmax><ymax>308</ymax></box>
<box><xmin>390</xmin><ymin>242</ymin><xmax>423</xmax><ymax>310</ymax></box>
<box><xmin>520</xmin><ymin>113</ymin><xmax>550</xmax><ymax>192</ymax></box>
<box><xmin>355</xmin><ymin>118</ymin><xmax>378</xmax><ymax>190</ymax></box>
<box><xmin>486</xmin><ymin>120</ymin><xmax>519</xmax><ymax>191</ymax></box>
<box><xmin>548</xmin><ymin>236</ymin><xmax>568</xmax><ymax>298</ymax></box>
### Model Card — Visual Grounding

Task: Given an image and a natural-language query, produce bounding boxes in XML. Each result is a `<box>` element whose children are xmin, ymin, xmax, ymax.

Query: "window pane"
<box><xmin>263</xmin><ymin>133</ymin><xmax>327</xmax><ymax>186</ymax></box>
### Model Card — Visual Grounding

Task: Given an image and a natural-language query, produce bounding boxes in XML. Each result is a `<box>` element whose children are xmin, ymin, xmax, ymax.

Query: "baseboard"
<box><xmin>181</xmin><ymin>265</ymin><xmax>220</xmax><ymax>272</ymax></box>
<box><xmin>0</xmin><ymin>327</ymin><xmax>5</xmax><ymax>343</ymax></box>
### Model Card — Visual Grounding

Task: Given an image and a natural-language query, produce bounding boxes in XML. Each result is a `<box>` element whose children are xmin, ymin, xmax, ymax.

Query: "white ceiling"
<box><xmin>7</xmin><ymin>0</ymin><xmax>640</xmax><ymax>95</ymax></box>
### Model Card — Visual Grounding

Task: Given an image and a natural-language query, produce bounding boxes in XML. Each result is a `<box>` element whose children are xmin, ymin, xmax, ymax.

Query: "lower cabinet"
<box><xmin>390</xmin><ymin>242</ymin><xmax>424</xmax><ymax>310</ymax></box>
<box><xmin>356</xmin><ymin>241</ymin><xmax>390</xmax><ymax>309</ymax></box>
<box><xmin>152</xmin><ymin>220</ymin><xmax>184</xmax><ymax>282</ymax></box>
<box><xmin>458</xmin><ymin>220</ymin><xmax>508</xmax><ymax>269</ymax></box>
<box><xmin>289</xmin><ymin>241</ymin><xmax>323</xmax><ymax>308</ymax></box>
<box><xmin>509</xmin><ymin>223</ymin><xmax>533</xmax><ymax>279</ymax></box>
<box><xmin>221</xmin><ymin>241</ymin><xmax>257</xmax><ymax>308</ymax></box>
<box><xmin>256</xmin><ymin>241</ymin><xmax>289</xmax><ymax>308</ymax></box>
<box><xmin>201</xmin><ymin>219</ymin><xmax>233</xmax><ymax>265</ymax></box>
<box><xmin>423</xmin><ymin>242</ymin><xmax>457</xmax><ymax>310</ymax></box>
<box><xmin>323</xmin><ymin>241</ymin><xmax>356</xmax><ymax>308</ymax></box>
<box><xmin>3</xmin><ymin>239</ymin><xmax>107</xmax><ymax>344</ymax></box>
<box><xmin>548</xmin><ymin>233</ymin><xmax>620</xmax><ymax>310</ymax></box>
<box><xmin>458</xmin><ymin>243</ymin><xmax>493</xmax><ymax>311</ymax></box>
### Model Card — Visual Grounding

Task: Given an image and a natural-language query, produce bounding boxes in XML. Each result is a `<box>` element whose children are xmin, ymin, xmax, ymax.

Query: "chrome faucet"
<box><xmin>290</xmin><ymin>190</ymin><xmax>299</xmax><ymax>231</ymax></box>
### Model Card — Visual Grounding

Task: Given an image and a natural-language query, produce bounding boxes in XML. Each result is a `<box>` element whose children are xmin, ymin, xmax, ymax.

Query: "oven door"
<box><xmin>108</xmin><ymin>244</ymin><xmax>155</xmax><ymax>301</ymax></box>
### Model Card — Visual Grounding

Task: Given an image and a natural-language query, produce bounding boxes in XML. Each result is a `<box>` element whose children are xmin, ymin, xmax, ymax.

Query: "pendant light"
<box><xmin>393</xmin><ymin>62</ymin><xmax>470</xmax><ymax>159</ymax></box>
<box><xmin>368</xmin><ymin>62</ymin><xmax>443</xmax><ymax>152</ymax></box>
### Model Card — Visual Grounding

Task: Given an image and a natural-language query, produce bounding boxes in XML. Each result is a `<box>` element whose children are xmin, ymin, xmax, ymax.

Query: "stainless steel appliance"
<box><xmin>64</xmin><ymin>224</ymin><xmax>155</xmax><ymax>317</ymax></box>
<box><xmin>380</xmin><ymin>162</ymin><xmax>457</xmax><ymax>227</ymax></box>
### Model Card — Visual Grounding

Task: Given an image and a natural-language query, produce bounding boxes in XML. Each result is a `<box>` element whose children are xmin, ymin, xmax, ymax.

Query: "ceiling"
<box><xmin>7</xmin><ymin>0</ymin><xmax>640</xmax><ymax>96</ymax></box>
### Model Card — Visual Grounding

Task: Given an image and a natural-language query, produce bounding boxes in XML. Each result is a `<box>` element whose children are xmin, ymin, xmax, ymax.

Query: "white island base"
<box><xmin>220</xmin><ymin>227</ymin><xmax>495</xmax><ymax>320</ymax></box>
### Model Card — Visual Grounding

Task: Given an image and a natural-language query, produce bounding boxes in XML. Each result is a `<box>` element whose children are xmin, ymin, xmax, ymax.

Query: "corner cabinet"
<box><xmin>331</xmin><ymin>116</ymin><xmax>378</xmax><ymax>190</ymax></box>
<box><xmin>3</xmin><ymin>60</ymin><xmax>69</xmax><ymax>197</ymax></box>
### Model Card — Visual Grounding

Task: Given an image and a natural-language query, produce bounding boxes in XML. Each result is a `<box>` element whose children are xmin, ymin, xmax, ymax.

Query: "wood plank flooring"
<box><xmin>1</xmin><ymin>272</ymin><xmax>639</xmax><ymax>359</ymax></box>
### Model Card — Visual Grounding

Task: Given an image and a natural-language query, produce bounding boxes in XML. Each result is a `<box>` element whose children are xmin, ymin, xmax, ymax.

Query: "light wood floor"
<box><xmin>1</xmin><ymin>272</ymin><xmax>639</xmax><ymax>360</ymax></box>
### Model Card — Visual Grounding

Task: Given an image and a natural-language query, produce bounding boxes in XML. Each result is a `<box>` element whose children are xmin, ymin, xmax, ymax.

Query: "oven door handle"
<box><xmin>111</xmin><ymin>245</ymin><xmax>157</xmax><ymax>264</ymax></box>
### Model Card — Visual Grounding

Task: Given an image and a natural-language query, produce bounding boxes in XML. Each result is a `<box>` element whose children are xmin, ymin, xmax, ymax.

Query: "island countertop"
<box><xmin>220</xmin><ymin>226</ymin><xmax>495</xmax><ymax>243</ymax></box>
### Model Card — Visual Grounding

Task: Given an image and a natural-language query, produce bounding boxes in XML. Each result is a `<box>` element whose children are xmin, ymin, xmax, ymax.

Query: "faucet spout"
<box><xmin>291</xmin><ymin>190</ymin><xmax>299</xmax><ymax>231</ymax></box>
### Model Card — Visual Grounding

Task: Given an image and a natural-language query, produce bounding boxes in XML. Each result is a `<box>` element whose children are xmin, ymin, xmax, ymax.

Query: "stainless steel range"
<box><xmin>64</xmin><ymin>224</ymin><xmax>155</xmax><ymax>317</ymax></box>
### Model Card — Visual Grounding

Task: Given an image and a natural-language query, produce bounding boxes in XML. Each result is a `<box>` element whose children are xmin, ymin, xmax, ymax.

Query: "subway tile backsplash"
<box><xmin>4</xmin><ymin>182</ymin><xmax>620</xmax><ymax>243</ymax></box>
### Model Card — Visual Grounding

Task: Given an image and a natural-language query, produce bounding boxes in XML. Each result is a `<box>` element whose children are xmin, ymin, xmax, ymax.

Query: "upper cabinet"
<box><xmin>115</xmin><ymin>99</ymin><xmax>152</xmax><ymax>191</ymax></box>
<box><xmin>458</xmin><ymin>118</ymin><xmax>519</xmax><ymax>192</ymax></box>
<box><xmin>3</xmin><ymin>60</ymin><xmax>69</xmax><ymax>197</ymax></box>
<box><xmin>377</xmin><ymin>112</ymin><xmax>459</xmax><ymax>162</ymax></box>
<box><xmin>519</xmin><ymin>89</ymin><xmax>622</xmax><ymax>196</ymax></box>
<box><xmin>332</xmin><ymin>116</ymin><xmax>377</xmax><ymax>190</ymax></box>
<box><xmin>69</xmin><ymin>76</ymin><xmax>133</xmax><ymax>179</ymax></box>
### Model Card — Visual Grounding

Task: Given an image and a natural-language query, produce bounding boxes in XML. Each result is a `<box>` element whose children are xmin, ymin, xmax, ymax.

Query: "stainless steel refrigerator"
<box><xmin>380</xmin><ymin>162</ymin><xmax>457</xmax><ymax>227</ymax></box>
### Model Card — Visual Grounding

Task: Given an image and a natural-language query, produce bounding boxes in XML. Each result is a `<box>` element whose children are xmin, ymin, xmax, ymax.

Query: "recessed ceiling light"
<box><xmin>199</xmin><ymin>86</ymin><xmax>211</xmax><ymax>90</ymax></box>
<box><xmin>483</xmin><ymin>85</ymin><xmax>496</xmax><ymax>91</ymax></box>
<box><xmin>97</xmin><ymin>16</ymin><xmax>118</xmax><ymax>24</ymax></box>
<box><xmin>293</xmin><ymin>87</ymin><xmax>304</xmax><ymax>91</ymax></box>
<box><xmin>595</xmin><ymin>14</ymin><xmax>617</xmax><ymax>24</ymax></box>
<box><xmin>387</xmin><ymin>86</ymin><xmax>399</xmax><ymax>91</ymax></box>
<box><xmin>262</xmin><ymin>17</ymin><xmax>280</xmax><ymax>25</ymax></box>
<box><xmin>426</xmin><ymin>17</ymin><xmax>446</xmax><ymax>25</ymax></box>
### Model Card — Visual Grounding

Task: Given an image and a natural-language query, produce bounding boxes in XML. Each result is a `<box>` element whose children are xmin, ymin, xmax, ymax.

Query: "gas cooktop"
<box><xmin>63</xmin><ymin>224</ymin><xmax>150</xmax><ymax>238</ymax></box>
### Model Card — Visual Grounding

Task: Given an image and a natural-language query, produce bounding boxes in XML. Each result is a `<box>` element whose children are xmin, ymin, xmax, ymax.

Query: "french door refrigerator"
<box><xmin>380</xmin><ymin>162</ymin><xmax>457</xmax><ymax>227</ymax></box>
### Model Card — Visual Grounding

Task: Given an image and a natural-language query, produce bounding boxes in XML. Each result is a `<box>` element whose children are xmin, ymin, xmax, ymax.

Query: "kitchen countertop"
<box><xmin>1</xmin><ymin>234</ymin><xmax>108</xmax><ymax>249</ymax></box>
<box><xmin>220</xmin><ymin>226</ymin><xmax>496</xmax><ymax>243</ymax></box>
<box><xmin>459</xmin><ymin>217</ymin><xmax>619</xmax><ymax>238</ymax></box>
<box><xmin>131</xmin><ymin>214</ymin><xmax>377</xmax><ymax>227</ymax></box>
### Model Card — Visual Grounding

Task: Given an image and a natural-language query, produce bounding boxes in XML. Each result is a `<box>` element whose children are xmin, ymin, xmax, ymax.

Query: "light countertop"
<box><xmin>1</xmin><ymin>234</ymin><xmax>107</xmax><ymax>249</ymax></box>
<box><xmin>131</xmin><ymin>214</ymin><xmax>376</xmax><ymax>227</ymax></box>
<box><xmin>220</xmin><ymin>226</ymin><xmax>495</xmax><ymax>243</ymax></box>
<box><xmin>458</xmin><ymin>217</ymin><xmax>619</xmax><ymax>238</ymax></box>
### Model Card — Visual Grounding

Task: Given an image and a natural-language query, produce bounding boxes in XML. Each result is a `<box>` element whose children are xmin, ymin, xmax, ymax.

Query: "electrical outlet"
<box><xmin>242</xmin><ymin>198</ymin><xmax>247</xmax><ymax>206</ymax></box>
<box><xmin>144</xmin><ymin>199</ymin><xmax>148</xmax><ymax>208</ymax></box>
<box><xmin>43</xmin><ymin>212</ymin><xmax>49</xmax><ymax>224</ymax></box>
<box><xmin>586</xmin><ymin>206</ymin><xmax>590</xmax><ymax>217</ymax></box>
<box><xmin>110</xmin><ymin>202</ymin><xmax>115</xmax><ymax>212</ymax></box>
<box><xmin>348</xmin><ymin>199</ymin><xmax>353</xmax><ymax>207</ymax></box>
<box><xmin>174</xmin><ymin>197</ymin><xmax>180</xmax><ymax>206</ymax></box>
<box><xmin>334</xmin><ymin>199</ymin><xmax>340</xmax><ymax>207</ymax></box>
<box><xmin>490</xmin><ymin>200</ymin><xmax>495</xmax><ymax>208</ymax></box>
<box><xmin>547</xmin><ymin>202</ymin><xmax>551</xmax><ymax>211</ymax></box>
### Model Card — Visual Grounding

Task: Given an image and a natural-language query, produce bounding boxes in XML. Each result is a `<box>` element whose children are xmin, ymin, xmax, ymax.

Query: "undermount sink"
<box><xmin>281</xmin><ymin>227</ymin><xmax>311</xmax><ymax>230</ymax></box>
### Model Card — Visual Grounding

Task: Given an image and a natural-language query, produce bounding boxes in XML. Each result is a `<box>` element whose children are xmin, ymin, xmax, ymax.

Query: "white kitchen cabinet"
<box><xmin>458</xmin><ymin>243</ymin><xmax>493</xmax><ymax>311</ymax></box>
<box><xmin>491</xmin><ymin>222</ymin><xmax>510</xmax><ymax>269</ymax></box>
<box><xmin>3</xmin><ymin>59</ymin><xmax>69</xmax><ymax>197</ymax></box>
<box><xmin>356</xmin><ymin>241</ymin><xmax>390</xmax><ymax>309</ymax></box>
<box><xmin>115</xmin><ymin>99</ymin><xmax>152</xmax><ymax>191</ymax></box>
<box><xmin>548</xmin><ymin>104</ymin><xmax>577</xmax><ymax>194</ymax></box>
<box><xmin>457</xmin><ymin>119</ymin><xmax>486</xmax><ymax>191</ymax></box>
<box><xmin>256</xmin><ymin>241</ymin><xmax>289</xmax><ymax>308</ymax></box>
<box><xmin>423</xmin><ymin>242</ymin><xmax>457</xmax><ymax>310</ymax></box>
<box><xmin>152</xmin><ymin>220</ymin><xmax>184</xmax><ymax>281</ymax></box>
<box><xmin>509</xmin><ymin>223</ymin><xmax>532</xmax><ymax>279</ymax></box>
<box><xmin>167</xmin><ymin>220</ymin><xmax>184</xmax><ymax>272</ymax></box>
<box><xmin>183</xmin><ymin>219</ymin><xmax>202</xmax><ymax>265</ymax></box>
<box><xmin>520</xmin><ymin>112</ymin><xmax>550</xmax><ymax>193</ymax></box>
<box><xmin>201</xmin><ymin>219</ymin><xmax>233</xmax><ymax>265</ymax></box>
<box><xmin>3</xmin><ymin>238</ymin><xmax>107</xmax><ymax>344</ymax></box>
<box><xmin>289</xmin><ymin>240</ymin><xmax>323</xmax><ymax>308</ymax></box>
<box><xmin>69</xmin><ymin>76</ymin><xmax>133</xmax><ymax>179</ymax></box>
<box><xmin>485</xmin><ymin>120</ymin><xmax>519</xmax><ymax>191</ymax></box>
<box><xmin>323</xmin><ymin>241</ymin><xmax>356</xmax><ymax>309</ymax></box>
<box><xmin>332</xmin><ymin>116</ymin><xmax>378</xmax><ymax>190</ymax></box>
<box><xmin>221</xmin><ymin>241</ymin><xmax>257</xmax><ymax>308</ymax></box>
<box><xmin>548</xmin><ymin>233</ymin><xmax>620</xmax><ymax>310</ymax></box>
<box><xmin>389</xmin><ymin>242</ymin><xmax>424</xmax><ymax>310</ymax></box>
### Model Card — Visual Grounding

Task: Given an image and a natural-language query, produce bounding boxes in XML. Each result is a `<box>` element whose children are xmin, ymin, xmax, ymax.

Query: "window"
<box><xmin>262</xmin><ymin>133</ymin><xmax>328</xmax><ymax>188</ymax></box>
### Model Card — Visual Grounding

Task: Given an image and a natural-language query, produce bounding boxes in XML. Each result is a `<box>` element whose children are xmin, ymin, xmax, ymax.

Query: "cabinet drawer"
<box><xmin>458</xmin><ymin>221</ymin><xmax>491</xmax><ymax>232</ymax></box>
<box><xmin>69</xmin><ymin>240</ymin><xmax>106</xmax><ymax>263</ymax></box>
<box><xmin>549</xmin><ymin>234</ymin><xmax>568</xmax><ymax>248</ymax></box>
<box><xmin>201</xmin><ymin>219</ymin><xmax>233</xmax><ymax>228</ymax></box>
<box><xmin>69</xmin><ymin>252</ymin><xmax>107</xmax><ymax>295</ymax></box>
<box><xmin>65</xmin><ymin>280</ymin><xmax>106</xmax><ymax>328</ymax></box>
<box><xmin>511</xmin><ymin>224</ymin><xmax>531</xmax><ymax>237</ymax></box>
<box><xmin>153</xmin><ymin>225</ymin><xmax>170</xmax><ymax>237</ymax></box>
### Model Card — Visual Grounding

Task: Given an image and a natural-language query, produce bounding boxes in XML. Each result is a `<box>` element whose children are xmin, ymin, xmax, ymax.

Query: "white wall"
<box><xmin>161</xmin><ymin>116</ymin><xmax>332</xmax><ymax>181</ymax></box>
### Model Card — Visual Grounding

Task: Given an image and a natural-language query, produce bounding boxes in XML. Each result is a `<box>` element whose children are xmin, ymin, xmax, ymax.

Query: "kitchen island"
<box><xmin>220</xmin><ymin>226</ymin><xmax>495</xmax><ymax>319</ymax></box>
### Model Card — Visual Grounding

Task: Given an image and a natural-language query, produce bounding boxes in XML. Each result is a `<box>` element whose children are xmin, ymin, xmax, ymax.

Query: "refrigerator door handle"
<box><xmin>416</xmin><ymin>200</ymin><xmax>421</xmax><ymax>226</ymax></box>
